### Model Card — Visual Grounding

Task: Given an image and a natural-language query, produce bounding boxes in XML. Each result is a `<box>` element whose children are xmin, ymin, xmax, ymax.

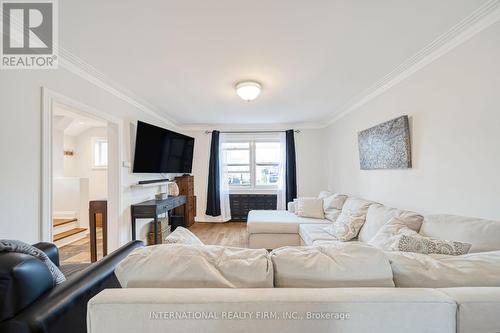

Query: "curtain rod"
<box><xmin>204</xmin><ymin>130</ymin><xmax>301</xmax><ymax>134</ymax></box>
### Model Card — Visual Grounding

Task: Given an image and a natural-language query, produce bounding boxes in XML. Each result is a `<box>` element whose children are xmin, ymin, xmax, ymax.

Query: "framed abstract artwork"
<box><xmin>358</xmin><ymin>115</ymin><xmax>412</xmax><ymax>170</ymax></box>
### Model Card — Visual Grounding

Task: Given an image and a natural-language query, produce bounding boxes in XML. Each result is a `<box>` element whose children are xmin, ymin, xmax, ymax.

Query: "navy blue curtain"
<box><xmin>285</xmin><ymin>130</ymin><xmax>297</xmax><ymax>204</ymax></box>
<box><xmin>205</xmin><ymin>131</ymin><xmax>221</xmax><ymax>216</ymax></box>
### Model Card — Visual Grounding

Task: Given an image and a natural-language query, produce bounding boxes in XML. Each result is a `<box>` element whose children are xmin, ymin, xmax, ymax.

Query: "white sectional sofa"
<box><xmin>88</xmin><ymin>243</ymin><xmax>500</xmax><ymax>333</ymax></box>
<box><xmin>89</xmin><ymin>288</ymin><xmax>466</xmax><ymax>333</ymax></box>
<box><xmin>247</xmin><ymin>194</ymin><xmax>500</xmax><ymax>252</ymax></box>
<box><xmin>87</xmin><ymin>196</ymin><xmax>500</xmax><ymax>333</ymax></box>
<box><xmin>247</xmin><ymin>210</ymin><xmax>332</xmax><ymax>249</ymax></box>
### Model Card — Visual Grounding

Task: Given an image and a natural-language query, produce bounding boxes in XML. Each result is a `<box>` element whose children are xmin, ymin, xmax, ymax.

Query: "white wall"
<box><xmin>52</xmin><ymin>177</ymin><xmax>90</xmax><ymax>228</ymax></box>
<box><xmin>63</xmin><ymin>135</ymin><xmax>77</xmax><ymax>177</ymax></box>
<box><xmin>52</xmin><ymin>129</ymin><xmax>64</xmax><ymax>178</ymax></box>
<box><xmin>0</xmin><ymin>66</ymin><xmax>178</xmax><ymax>245</ymax></box>
<box><xmin>295</xmin><ymin>129</ymin><xmax>326</xmax><ymax>197</ymax></box>
<box><xmin>324</xmin><ymin>21</ymin><xmax>500</xmax><ymax>220</ymax></box>
<box><xmin>73</xmin><ymin>127</ymin><xmax>108</xmax><ymax>200</ymax></box>
<box><xmin>187</xmin><ymin>128</ymin><xmax>325</xmax><ymax>221</ymax></box>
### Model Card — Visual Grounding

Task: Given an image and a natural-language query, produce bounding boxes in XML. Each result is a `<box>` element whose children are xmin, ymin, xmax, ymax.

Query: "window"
<box><xmin>223</xmin><ymin>139</ymin><xmax>282</xmax><ymax>189</ymax></box>
<box><xmin>255</xmin><ymin>142</ymin><xmax>280</xmax><ymax>186</ymax></box>
<box><xmin>225</xmin><ymin>142</ymin><xmax>251</xmax><ymax>186</ymax></box>
<box><xmin>93</xmin><ymin>138</ymin><xmax>108</xmax><ymax>169</ymax></box>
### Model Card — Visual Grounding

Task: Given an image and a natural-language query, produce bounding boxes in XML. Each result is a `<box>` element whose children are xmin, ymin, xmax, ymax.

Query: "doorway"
<box><xmin>52</xmin><ymin>104</ymin><xmax>108</xmax><ymax>262</ymax></box>
<box><xmin>41</xmin><ymin>88</ymin><xmax>122</xmax><ymax>264</ymax></box>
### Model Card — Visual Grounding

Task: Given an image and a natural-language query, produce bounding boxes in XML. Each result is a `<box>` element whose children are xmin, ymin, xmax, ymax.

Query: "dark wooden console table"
<box><xmin>131</xmin><ymin>195</ymin><xmax>187</xmax><ymax>244</ymax></box>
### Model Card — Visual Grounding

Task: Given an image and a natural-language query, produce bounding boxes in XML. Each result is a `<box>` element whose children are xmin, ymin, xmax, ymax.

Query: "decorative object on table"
<box><xmin>168</xmin><ymin>181</ymin><xmax>180</xmax><ymax>196</ymax></box>
<box><xmin>358</xmin><ymin>115</ymin><xmax>412</xmax><ymax>170</ymax></box>
<box><xmin>147</xmin><ymin>218</ymin><xmax>171</xmax><ymax>245</ymax></box>
<box><xmin>155</xmin><ymin>192</ymin><xmax>168</xmax><ymax>201</ymax></box>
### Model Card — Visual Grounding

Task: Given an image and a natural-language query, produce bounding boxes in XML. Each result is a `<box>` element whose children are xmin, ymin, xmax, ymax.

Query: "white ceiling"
<box><xmin>60</xmin><ymin>0</ymin><xmax>487</xmax><ymax>126</ymax></box>
<box><xmin>53</xmin><ymin>103</ymin><xmax>107</xmax><ymax>136</ymax></box>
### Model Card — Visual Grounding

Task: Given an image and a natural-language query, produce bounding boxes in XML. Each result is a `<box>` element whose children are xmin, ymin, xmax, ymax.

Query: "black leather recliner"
<box><xmin>0</xmin><ymin>240</ymin><xmax>144</xmax><ymax>333</ymax></box>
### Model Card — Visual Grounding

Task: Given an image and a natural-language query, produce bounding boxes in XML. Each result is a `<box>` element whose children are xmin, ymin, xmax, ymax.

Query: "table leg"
<box><xmin>153</xmin><ymin>216</ymin><xmax>158</xmax><ymax>245</ymax></box>
<box><xmin>89</xmin><ymin>210</ymin><xmax>97</xmax><ymax>263</ymax></box>
<box><xmin>102</xmin><ymin>206</ymin><xmax>108</xmax><ymax>257</ymax></box>
<box><xmin>131</xmin><ymin>215</ymin><xmax>136</xmax><ymax>241</ymax></box>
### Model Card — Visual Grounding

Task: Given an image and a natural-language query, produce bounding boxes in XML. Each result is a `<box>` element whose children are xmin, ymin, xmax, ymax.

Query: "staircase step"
<box><xmin>54</xmin><ymin>228</ymin><xmax>87</xmax><ymax>241</ymax></box>
<box><xmin>53</xmin><ymin>218</ymin><xmax>78</xmax><ymax>227</ymax></box>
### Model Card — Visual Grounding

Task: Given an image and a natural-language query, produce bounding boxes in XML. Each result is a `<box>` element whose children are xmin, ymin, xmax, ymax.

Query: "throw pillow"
<box><xmin>296</xmin><ymin>198</ymin><xmax>324</xmax><ymax>219</ymax></box>
<box><xmin>324</xmin><ymin>213</ymin><xmax>366</xmax><ymax>241</ymax></box>
<box><xmin>391</xmin><ymin>234</ymin><xmax>471</xmax><ymax>256</ymax></box>
<box><xmin>165</xmin><ymin>227</ymin><xmax>204</xmax><ymax>245</ymax></box>
<box><xmin>368</xmin><ymin>217</ymin><xmax>419</xmax><ymax>250</ymax></box>
<box><xmin>323</xmin><ymin>193</ymin><xmax>348</xmax><ymax>222</ymax></box>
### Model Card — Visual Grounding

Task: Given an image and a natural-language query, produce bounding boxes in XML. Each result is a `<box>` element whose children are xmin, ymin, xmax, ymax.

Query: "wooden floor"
<box><xmin>189</xmin><ymin>222</ymin><xmax>248</xmax><ymax>248</ymax></box>
<box><xmin>58</xmin><ymin>223</ymin><xmax>247</xmax><ymax>265</ymax></box>
<box><xmin>59</xmin><ymin>228</ymin><xmax>103</xmax><ymax>264</ymax></box>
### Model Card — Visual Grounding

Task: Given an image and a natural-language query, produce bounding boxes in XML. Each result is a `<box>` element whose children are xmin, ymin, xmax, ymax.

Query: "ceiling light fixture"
<box><xmin>235</xmin><ymin>81</ymin><xmax>261</xmax><ymax>102</ymax></box>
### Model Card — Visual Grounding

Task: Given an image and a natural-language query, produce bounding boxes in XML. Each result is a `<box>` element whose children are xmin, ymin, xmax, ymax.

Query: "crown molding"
<box><xmin>324</xmin><ymin>0</ymin><xmax>500</xmax><ymax>127</ymax></box>
<box><xmin>179</xmin><ymin>121</ymin><xmax>325</xmax><ymax>132</ymax></box>
<box><xmin>58</xmin><ymin>48</ymin><xmax>179</xmax><ymax>129</ymax></box>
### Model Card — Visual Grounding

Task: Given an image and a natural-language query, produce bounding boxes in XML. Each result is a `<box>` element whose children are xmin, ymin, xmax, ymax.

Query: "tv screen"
<box><xmin>133</xmin><ymin>121</ymin><xmax>195</xmax><ymax>173</ymax></box>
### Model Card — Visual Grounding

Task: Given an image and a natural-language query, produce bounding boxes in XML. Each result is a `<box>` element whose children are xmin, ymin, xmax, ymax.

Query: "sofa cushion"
<box><xmin>438</xmin><ymin>287</ymin><xmax>500</xmax><ymax>333</ymax></box>
<box><xmin>270</xmin><ymin>243</ymin><xmax>395</xmax><ymax>288</ymax></box>
<box><xmin>296</xmin><ymin>198</ymin><xmax>324</xmax><ymax>219</ymax></box>
<box><xmin>340</xmin><ymin>197</ymin><xmax>373</xmax><ymax>217</ymax></box>
<box><xmin>391</xmin><ymin>234</ymin><xmax>471</xmax><ymax>256</ymax></box>
<box><xmin>386</xmin><ymin>250</ymin><xmax>500</xmax><ymax>288</ymax></box>
<box><xmin>164</xmin><ymin>227</ymin><xmax>203</xmax><ymax>245</ymax></box>
<box><xmin>323</xmin><ymin>193</ymin><xmax>348</xmax><ymax>222</ymax></box>
<box><xmin>324</xmin><ymin>212</ymin><xmax>366</xmax><ymax>241</ymax></box>
<box><xmin>368</xmin><ymin>217</ymin><xmax>419</xmax><ymax>250</ymax></box>
<box><xmin>312</xmin><ymin>239</ymin><xmax>346</xmax><ymax>246</ymax></box>
<box><xmin>299</xmin><ymin>224</ymin><xmax>338</xmax><ymax>246</ymax></box>
<box><xmin>247</xmin><ymin>210</ymin><xmax>330</xmax><ymax>234</ymax></box>
<box><xmin>115</xmin><ymin>244</ymin><xmax>273</xmax><ymax>288</ymax></box>
<box><xmin>88</xmin><ymin>288</ymin><xmax>456</xmax><ymax>333</ymax></box>
<box><xmin>419</xmin><ymin>214</ymin><xmax>500</xmax><ymax>253</ymax></box>
<box><xmin>358</xmin><ymin>204</ymin><xmax>423</xmax><ymax>243</ymax></box>
<box><xmin>249</xmin><ymin>233</ymin><xmax>301</xmax><ymax>249</ymax></box>
<box><xmin>320</xmin><ymin>197</ymin><xmax>372</xmax><ymax>241</ymax></box>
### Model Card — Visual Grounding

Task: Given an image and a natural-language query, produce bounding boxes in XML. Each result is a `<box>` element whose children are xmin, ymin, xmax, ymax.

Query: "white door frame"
<box><xmin>41</xmin><ymin>87</ymin><xmax>123</xmax><ymax>250</ymax></box>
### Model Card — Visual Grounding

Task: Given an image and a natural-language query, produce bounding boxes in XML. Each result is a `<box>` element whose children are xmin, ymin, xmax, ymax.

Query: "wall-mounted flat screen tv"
<box><xmin>133</xmin><ymin>121</ymin><xmax>195</xmax><ymax>173</ymax></box>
